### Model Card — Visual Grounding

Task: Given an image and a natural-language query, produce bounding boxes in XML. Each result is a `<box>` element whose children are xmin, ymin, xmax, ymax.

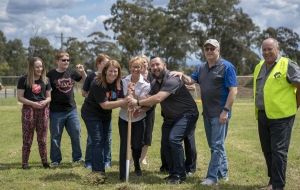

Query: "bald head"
<box><xmin>262</xmin><ymin>38</ymin><xmax>280</xmax><ymax>65</ymax></box>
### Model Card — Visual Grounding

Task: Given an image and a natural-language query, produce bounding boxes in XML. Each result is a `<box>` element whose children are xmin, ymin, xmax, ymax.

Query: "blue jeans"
<box><xmin>162</xmin><ymin>113</ymin><xmax>198</xmax><ymax>178</ymax></box>
<box><xmin>203</xmin><ymin>116</ymin><xmax>229</xmax><ymax>182</ymax></box>
<box><xmin>49</xmin><ymin>109</ymin><xmax>82</xmax><ymax>163</ymax></box>
<box><xmin>82</xmin><ymin>115</ymin><xmax>111</xmax><ymax>172</ymax></box>
<box><xmin>85</xmin><ymin>123</ymin><xmax>112</xmax><ymax>167</ymax></box>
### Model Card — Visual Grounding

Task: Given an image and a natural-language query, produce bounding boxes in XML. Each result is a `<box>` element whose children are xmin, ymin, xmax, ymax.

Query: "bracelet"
<box><xmin>223</xmin><ymin>107</ymin><xmax>230</xmax><ymax>112</ymax></box>
<box><xmin>137</xmin><ymin>99</ymin><xmax>140</xmax><ymax>106</ymax></box>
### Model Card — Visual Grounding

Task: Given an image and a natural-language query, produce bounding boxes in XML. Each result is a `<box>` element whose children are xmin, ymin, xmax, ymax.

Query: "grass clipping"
<box><xmin>83</xmin><ymin>172</ymin><xmax>106</xmax><ymax>185</ymax></box>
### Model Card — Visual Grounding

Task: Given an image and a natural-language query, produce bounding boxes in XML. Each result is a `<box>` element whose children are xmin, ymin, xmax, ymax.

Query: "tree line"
<box><xmin>0</xmin><ymin>0</ymin><xmax>300</xmax><ymax>77</ymax></box>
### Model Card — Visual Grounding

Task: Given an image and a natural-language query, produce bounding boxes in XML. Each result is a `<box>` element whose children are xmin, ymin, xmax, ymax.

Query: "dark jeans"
<box><xmin>84</xmin><ymin>123</ymin><xmax>112</xmax><ymax>167</ymax></box>
<box><xmin>161</xmin><ymin>113</ymin><xmax>198</xmax><ymax>178</ymax></box>
<box><xmin>82</xmin><ymin>115</ymin><xmax>111</xmax><ymax>172</ymax></box>
<box><xmin>118</xmin><ymin>117</ymin><xmax>145</xmax><ymax>180</ymax></box>
<box><xmin>258</xmin><ymin>110</ymin><xmax>294</xmax><ymax>189</ymax></box>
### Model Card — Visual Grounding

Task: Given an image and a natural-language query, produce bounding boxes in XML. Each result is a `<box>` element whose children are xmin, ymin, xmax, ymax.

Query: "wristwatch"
<box><xmin>223</xmin><ymin>107</ymin><xmax>230</xmax><ymax>112</ymax></box>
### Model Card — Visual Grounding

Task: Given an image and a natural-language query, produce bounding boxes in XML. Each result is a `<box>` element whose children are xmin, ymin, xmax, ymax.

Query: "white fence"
<box><xmin>0</xmin><ymin>76</ymin><xmax>254</xmax><ymax>99</ymax></box>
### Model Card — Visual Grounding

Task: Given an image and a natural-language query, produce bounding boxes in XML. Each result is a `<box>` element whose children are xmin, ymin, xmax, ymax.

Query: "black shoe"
<box><xmin>43</xmin><ymin>163</ymin><xmax>50</xmax><ymax>168</ymax></box>
<box><xmin>166</xmin><ymin>175</ymin><xmax>185</xmax><ymax>184</ymax></box>
<box><xmin>160</xmin><ymin>166</ymin><xmax>169</xmax><ymax>173</ymax></box>
<box><xmin>135</xmin><ymin>169</ymin><xmax>142</xmax><ymax>176</ymax></box>
<box><xmin>22</xmin><ymin>164</ymin><xmax>30</xmax><ymax>170</ymax></box>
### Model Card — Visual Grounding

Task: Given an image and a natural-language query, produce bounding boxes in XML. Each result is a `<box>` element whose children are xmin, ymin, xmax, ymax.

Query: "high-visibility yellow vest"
<box><xmin>253</xmin><ymin>57</ymin><xmax>297</xmax><ymax>119</ymax></box>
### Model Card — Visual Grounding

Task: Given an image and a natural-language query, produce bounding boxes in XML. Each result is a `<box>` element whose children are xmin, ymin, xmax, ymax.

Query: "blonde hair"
<box><xmin>26</xmin><ymin>57</ymin><xmax>47</xmax><ymax>87</ymax></box>
<box><xmin>95</xmin><ymin>60</ymin><xmax>122</xmax><ymax>90</ymax></box>
<box><xmin>129</xmin><ymin>56</ymin><xmax>145</xmax><ymax>68</ymax></box>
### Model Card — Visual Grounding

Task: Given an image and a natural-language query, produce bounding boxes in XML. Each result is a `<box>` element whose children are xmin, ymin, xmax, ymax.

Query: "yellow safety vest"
<box><xmin>253</xmin><ymin>57</ymin><xmax>297</xmax><ymax>119</ymax></box>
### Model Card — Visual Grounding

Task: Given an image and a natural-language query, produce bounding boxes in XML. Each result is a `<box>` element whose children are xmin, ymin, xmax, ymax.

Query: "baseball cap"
<box><xmin>204</xmin><ymin>39</ymin><xmax>220</xmax><ymax>48</ymax></box>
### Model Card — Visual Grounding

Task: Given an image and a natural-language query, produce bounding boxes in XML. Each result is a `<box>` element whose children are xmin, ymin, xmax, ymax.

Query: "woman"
<box><xmin>17</xmin><ymin>57</ymin><xmax>51</xmax><ymax>169</ymax></box>
<box><xmin>118</xmin><ymin>56</ymin><xmax>150</xmax><ymax>181</ymax></box>
<box><xmin>81</xmin><ymin>53</ymin><xmax>112</xmax><ymax>169</ymax></box>
<box><xmin>47</xmin><ymin>51</ymin><xmax>86</xmax><ymax>167</ymax></box>
<box><xmin>81</xmin><ymin>60</ymin><xmax>126</xmax><ymax>182</ymax></box>
<box><xmin>139</xmin><ymin>55</ymin><xmax>155</xmax><ymax>165</ymax></box>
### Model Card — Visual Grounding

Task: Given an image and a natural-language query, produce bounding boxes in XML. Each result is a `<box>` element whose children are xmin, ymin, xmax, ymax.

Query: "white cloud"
<box><xmin>240</xmin><ymin>0</ymin><xmax>300</xmax><ymax>34</ymax></box>
<box><xmin>6</xmin><ymin>0</ymin><xmax>77</xmax><ymax>14</ymax></box>
<box><xmin>1</xmin><ymin>0</ymin><xmax>300</xmax><ymax>49</ymax></box>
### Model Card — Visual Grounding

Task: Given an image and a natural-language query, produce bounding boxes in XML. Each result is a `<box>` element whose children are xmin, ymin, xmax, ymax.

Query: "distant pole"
<box><xmin>55</xmin><ymin>32</ymin><xmax>66</xmax><ymax>50</ymax></box>
<box><xmin>60</xmin><ymin>32</ymin><xmax>63</xmax><ymax>50</ymax></box>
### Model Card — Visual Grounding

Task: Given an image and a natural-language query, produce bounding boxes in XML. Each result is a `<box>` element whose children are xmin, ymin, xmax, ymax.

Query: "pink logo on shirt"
<box><xmin>32</xmin><ymin>84</ymin><xmax>41</xmax><ymax>94</ymax></box>
<box><xmin>56</xmin><ymin>78</ymin><xmax>74</xmax><ymax>93</ymax></box>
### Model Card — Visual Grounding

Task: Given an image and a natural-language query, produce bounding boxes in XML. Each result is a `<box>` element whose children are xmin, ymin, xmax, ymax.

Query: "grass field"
<box><xmin>0</xmin><ymin>95</ymin><xmax>299</xmax><ymax>190</ymax></box>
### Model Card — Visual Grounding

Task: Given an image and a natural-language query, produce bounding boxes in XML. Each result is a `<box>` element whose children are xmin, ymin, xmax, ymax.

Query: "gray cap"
<box><xmin>204</xmin><ymin>39</ymin><xmax>220</xmax><ymax>48</ymax></box>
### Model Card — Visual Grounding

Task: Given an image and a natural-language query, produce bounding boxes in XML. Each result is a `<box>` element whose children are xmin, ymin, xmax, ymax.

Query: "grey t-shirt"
<box><xmin>255</xmin><ymin>57</ymin><xmax>300</xmax><ymax>110</ymax></box>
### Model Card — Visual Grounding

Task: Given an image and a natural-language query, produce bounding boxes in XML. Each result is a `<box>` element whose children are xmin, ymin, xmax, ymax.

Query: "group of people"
<box><xmin>16</xmin><ymin>37</ymin><xmax>300</xmax><ymax>190</ymax></box>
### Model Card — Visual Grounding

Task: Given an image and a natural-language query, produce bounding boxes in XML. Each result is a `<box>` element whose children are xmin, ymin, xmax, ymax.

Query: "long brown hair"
<box><xmin>95</xmin><ymin>60</ymin><xmax>122</xmax><ymax>90</ymax></box>
<box><xmin>26</xmin><ymin>57</ymin><xmax>47</xmax><ymax>87</ymax></box>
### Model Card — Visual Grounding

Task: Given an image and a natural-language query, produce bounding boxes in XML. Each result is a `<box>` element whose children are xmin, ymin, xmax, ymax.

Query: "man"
<box><xmin>127</xmin><ymin>57</ymin><xmax>199</xmax><ymax>184</ymax></box>
<box><xmin>171</xmin><ymin>39</ymin><xmax>238</xmax><ymax>185</ymax></box>
<box><xmin>253</xmin><ymin>38</ymin><xmax>300</xmax><ymax>190</ymax></box>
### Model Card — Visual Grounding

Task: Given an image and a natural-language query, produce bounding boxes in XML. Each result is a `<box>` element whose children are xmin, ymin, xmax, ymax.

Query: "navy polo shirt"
<box><xmin>191</xmin><ymin>58</ymin><xmax>237</xmax><ymax>117</ymax></box>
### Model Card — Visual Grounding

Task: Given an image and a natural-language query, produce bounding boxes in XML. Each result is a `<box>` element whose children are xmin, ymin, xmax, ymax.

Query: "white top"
<box><xmin>119</xmin><ymin>74</ymin><xmax>150</xmax><ymax>122</ymax></box>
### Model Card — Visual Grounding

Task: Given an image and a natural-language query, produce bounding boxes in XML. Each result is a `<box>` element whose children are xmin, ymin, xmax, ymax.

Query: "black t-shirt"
<box><xmin>82</xmin><ymin>72</ymin><xmax>97</xmax><ymax>92</ymax></box>
<box><xmin>17</xmin><ymin>75</ymin><xmax>51</xmax><ymax>102</ymax></box>
<box><xmin>150</xmin><ymin>70</ymin><xmax>199</xmax><ymax>123</ymax></box>
<box><xmin>47</xmin><ymin>69</ymin><xmax>82</xmax><ymax>112</ymax></box>
<box><xmin>81</xmin><ymin>80</ymin><xmax>124</xmax><ymax>119</ymax></box>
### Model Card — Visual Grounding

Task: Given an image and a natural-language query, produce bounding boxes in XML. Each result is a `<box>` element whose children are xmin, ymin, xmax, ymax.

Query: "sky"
<box><xmin>0</xmin><ymin>0</ymin><xmax>300</xmax><ymax>49</ymax></box>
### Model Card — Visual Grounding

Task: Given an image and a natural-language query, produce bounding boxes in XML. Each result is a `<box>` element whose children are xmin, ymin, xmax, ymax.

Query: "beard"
<box><xmin>152</xmin><ymin>69</ymin><xmax>166</xmax><ymax>80</ymax></box>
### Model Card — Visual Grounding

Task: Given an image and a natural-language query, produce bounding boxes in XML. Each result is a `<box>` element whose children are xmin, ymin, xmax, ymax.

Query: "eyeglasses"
<box><xmin>204</xmin><ymin>47</ymin><xmax>216</xmax><ymax>52</ymax></box>
<box><xmin>60</xmin><ymin>59</ymin><xmax>70</xmax><ymax>62</ymax></box>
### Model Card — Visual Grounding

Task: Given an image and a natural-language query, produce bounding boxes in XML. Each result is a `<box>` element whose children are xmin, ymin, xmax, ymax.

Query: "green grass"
<box><xmin>0</xmin><ymin>95</ymin><xmax>299</xmax><ymax>190</ymax></box>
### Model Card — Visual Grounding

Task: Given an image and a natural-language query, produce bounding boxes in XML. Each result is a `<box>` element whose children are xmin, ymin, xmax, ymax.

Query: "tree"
<box><xmin>28</xmin><ymin>36</ymin><xmax>55</xmax><ymax>71</ymax></box>
<box><xmin>5</xmin><ymin>39</ymin><xmax>27</xmax><ymax>75</ymax></box>
<box><xmin>0</xmin><ymin>31</ymin><xmax>10</xmax><ymax>76</ymax></box>
<box><xmin>105</xmin><ymin>0</ymin><xmax>195</xmax><ymax>70</ymax></box>
<box><xmin>64</xmin><ymin>37</ymin><xmax>90</xmax><ymax>69</ymax></box>
<box><xmin>86</xmin><ymin>31</ymin><xmax>121</xmax><ymax>70</ymax></box>
<box><xmin>183</xmin><ymin>0</ymin><xmax>260</xmax><ymax>74</ymax></box>
<box><xmin>259</xmin><ymin>27</ymin><xmax>300</xmax><ymax>62</ymax></box>
<box><xmin>104</xmin><ymin>0</ymin><xmax>151</xmax><ymax>70</ymax></box>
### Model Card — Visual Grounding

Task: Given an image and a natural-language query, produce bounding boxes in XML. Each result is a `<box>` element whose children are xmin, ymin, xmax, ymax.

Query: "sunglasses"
<box><xmin>204</xmin><ymin>47</ymin><xmax>216</xmax><ymax>52</ymax></box>
<box><xmin>60</xmin><ymin>59</ymin><xmax>70</xmax><ymax>62</ymax></box>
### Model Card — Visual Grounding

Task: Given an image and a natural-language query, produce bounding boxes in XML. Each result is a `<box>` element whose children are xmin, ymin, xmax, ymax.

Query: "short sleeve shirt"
<box><xmin>119</xmin><ymin>74</ymin><xmax>150</xmax><ymax>122</ymax></box>
<box><xmin>191</xmin><ymin>58</ymin><xmax>238</xmax><ymax>117</ymax></box>
<box><xmin>17</xmin><ymin>75</ymin><xmax>51</xmax><ymax>102</ymax></box>
<box><xmin>82</xmin><ymin>72</ymin><xmax>97</xmax><ymax>92</ymax></box>
<box><xmin>81</xmin><ymin>80</ymin><xmax>124</xmax><ymax>119</ymax></box>
<box><xmin>151</xmin><ymin>70</ymin><xmax>199</xmax><ymax>122</ymax></box>
<box><xmin>47</xmin><ymin>69</ymin><xmax>82</xmax><ymax>112</ymax></box>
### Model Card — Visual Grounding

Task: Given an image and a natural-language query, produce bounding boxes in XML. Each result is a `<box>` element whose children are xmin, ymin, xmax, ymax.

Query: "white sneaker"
<box><xmin>219</xmin><ymin>176</ymin><xmax>229</xmax><ymax>182</ymax></box>
<box><xmin>201</xmin><ymin>178</ymin><xmax>217</xmax><ymax>186</ymax></box>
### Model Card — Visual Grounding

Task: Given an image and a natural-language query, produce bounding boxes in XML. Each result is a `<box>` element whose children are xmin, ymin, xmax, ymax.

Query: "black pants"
<box><xmin>118</xmin><ymin>117</ymin><xmax>145</xmax><ymax>180</ymax></box>
<box><xmin>160</xmin><ymin>125</ymin><xmax>197</xmax><ymax>173</ymax></box>
<box><xmin>143</xmin><ymin>107</ymin><xmax>156</xmax><ymax>145</ymax></box>
<box><xmin>258</xmin><ymin>110</ymin><xmax>294</xmax><ymax>189</ymax></box>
